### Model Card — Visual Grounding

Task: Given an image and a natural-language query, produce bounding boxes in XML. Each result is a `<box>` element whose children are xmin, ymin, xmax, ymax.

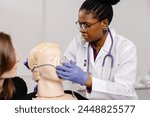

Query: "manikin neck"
<box><xmin>36</xmin><ymin>78</ymin><xmax>65</xmax><ymax>99</ymax></box>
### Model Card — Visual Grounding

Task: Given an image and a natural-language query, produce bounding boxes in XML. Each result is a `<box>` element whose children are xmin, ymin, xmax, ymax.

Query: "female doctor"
<box><xmin>56</xmin><ymin>0</ymin><xmax>138</xmax><ymax>100</ymax></box>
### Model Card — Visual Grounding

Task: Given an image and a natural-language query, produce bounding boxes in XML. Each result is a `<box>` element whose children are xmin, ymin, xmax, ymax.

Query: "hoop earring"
<box><xmin>103</xmin><ymin>28</ymin><xmax>108</xmax><ymax>35</ymax></box>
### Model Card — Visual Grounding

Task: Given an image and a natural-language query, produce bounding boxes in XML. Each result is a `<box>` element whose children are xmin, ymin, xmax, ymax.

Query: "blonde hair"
<box><xmin>28</xmin><ymin>42</ymin><xmax>60</xmax><ymax>69</ymax></box>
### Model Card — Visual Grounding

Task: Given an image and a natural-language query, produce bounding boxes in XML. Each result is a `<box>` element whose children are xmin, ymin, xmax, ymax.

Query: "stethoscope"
<box><xmin>85</xmin><ymin>28</ymin><xmax>114</xmax><ymax>80</ymax></box>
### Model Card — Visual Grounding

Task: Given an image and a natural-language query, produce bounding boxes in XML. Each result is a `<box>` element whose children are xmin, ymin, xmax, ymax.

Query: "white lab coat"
<box><xmin>64</xmin><ymin>29</ymin><xmax>138</xmax><ymax>100</ymax></box>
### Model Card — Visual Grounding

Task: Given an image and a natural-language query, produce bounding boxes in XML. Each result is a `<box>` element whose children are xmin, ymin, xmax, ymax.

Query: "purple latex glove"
<box><xmin>24</xmin><ymin>59</ymin><xmax>30</xmax><ymax>69</ymax></box>
<box><xmin>56</xmin><ymin>61</ymin><xmax>88</xmax><ymax>85</ymax></box>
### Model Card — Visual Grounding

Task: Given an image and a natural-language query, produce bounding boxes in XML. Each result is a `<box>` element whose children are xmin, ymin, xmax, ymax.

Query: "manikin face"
<box><xmin>1</xmin><ymin>56</ymin><xmax>19</xmax><ymax>79</ymax></box>
<box><xmin>37</xmin><ymin>47</ymin><xmax>62</xmax><ymax>81</ymax></box>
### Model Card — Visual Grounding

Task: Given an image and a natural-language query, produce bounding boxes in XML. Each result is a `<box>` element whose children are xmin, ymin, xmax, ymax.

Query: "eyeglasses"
<box><xmin>75</xmin><ymin>21</ymin><xmax>100</xmax><ymax>31</ymax></box>
<box><xmin>31</xmin><ymin>64</ymin><xmax>56</xmax><ymax>72</ymax></box>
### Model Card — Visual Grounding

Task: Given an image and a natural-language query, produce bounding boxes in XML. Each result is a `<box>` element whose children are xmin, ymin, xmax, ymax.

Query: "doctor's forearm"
<box><xmin>85</xmin><ymin>75</ymin><xmax>92</xmax><ymax>88</ymax></box>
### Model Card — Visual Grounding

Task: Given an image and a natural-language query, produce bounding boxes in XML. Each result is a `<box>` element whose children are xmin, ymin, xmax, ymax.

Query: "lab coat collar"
<box><xmin>102</xmin><ymin>29</ymin><xmax>116</xmax><ymax>52</ymax></box>
<box><xmin>83</xmin><ymin>40</ymin><xmax>89</xmax><ymax>48</ymax></box>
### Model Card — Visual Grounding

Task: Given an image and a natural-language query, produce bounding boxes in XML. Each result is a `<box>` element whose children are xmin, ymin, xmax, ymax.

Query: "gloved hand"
<box><xmin>24</xmin><ymin>59</ymin><xmax>30</xmax><ymax>70</ymax></box>
<box><xmin>33</xmin><ymin>84</ymin><xmax>38</xmax><ymax>92</ymax></box>
<box><xmin>56</xmin><ymin>61</ymin><xmax>88</xmax><ymax>85</ymax></box>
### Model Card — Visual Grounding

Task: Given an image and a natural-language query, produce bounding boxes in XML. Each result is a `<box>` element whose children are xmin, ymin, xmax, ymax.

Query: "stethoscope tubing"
<box><xmin>86</xmin><ymin>28</ymin><xmax>114</xmax><ymax>80</ymax></box>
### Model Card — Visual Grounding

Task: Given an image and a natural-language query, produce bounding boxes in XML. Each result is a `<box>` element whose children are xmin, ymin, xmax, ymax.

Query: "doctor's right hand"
<box><xmin>56</xmin><ymin>61</ymin><xmax>88</xmax><ymax>86</ymax></box>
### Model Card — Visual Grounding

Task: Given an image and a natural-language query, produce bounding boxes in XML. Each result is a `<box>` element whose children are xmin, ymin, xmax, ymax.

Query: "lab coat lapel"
<box><xmin>89</xmin><ymin>45</ymin><xmax>95</xmax><ymax>66</ymax></box>
<box><xmin>83</xmin><ymin>42</ymin><xmax>95</xmax><ymax>70</ymax></box>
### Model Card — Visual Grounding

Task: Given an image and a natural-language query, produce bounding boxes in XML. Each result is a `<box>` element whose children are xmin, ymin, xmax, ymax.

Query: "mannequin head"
<box><xmin>28</xmin><ymin>42</ymin><xmax>63</xmax><ymax>82</ymax></box>
<box><xmin>27</xmin><ymin>42</ymin><xmax>76</xmax><ymax>100</ymax></box>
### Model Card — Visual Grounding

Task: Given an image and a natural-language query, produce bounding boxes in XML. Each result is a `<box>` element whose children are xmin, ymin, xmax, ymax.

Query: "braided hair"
<box><xmin>79</xmin><ymin>0</ymin><xmax>120</xmax><ymax>24</ymax></box>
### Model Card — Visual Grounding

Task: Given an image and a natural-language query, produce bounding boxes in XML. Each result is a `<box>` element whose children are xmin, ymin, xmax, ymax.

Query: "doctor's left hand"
<box><xmin>56</xmin><ymin>61</ymin><xmax>88</xmax><ymax>86</ymax></box>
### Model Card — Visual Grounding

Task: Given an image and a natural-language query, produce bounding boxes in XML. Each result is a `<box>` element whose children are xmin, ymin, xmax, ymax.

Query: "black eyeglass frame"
<box><xmin>75</xmin><ymin>21</ymin><xmax>100</xmax><ymax>31</ymax></box>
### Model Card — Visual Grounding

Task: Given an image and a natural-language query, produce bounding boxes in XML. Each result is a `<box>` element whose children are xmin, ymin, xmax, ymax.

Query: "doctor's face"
<box><xmin>77</xmin><ymin>9</ymin><xmax>105</xmax><ymax>42</ymax></box>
